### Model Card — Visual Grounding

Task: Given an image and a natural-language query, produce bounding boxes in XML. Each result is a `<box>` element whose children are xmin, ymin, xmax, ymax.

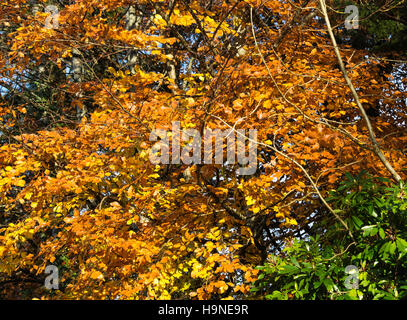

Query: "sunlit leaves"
<box><xmin>0</xmin><ymin>0</ymin><xmax>405</xmax><ymax>300</ymax></box>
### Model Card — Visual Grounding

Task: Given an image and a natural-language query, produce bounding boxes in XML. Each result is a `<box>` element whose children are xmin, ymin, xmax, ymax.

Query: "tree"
<box><xmin>0</xmin><ymin>0</ymin><xmax>405</xmax><ymax>299</ymax></box>
<box><xmin>252</xmin><ymin>172</ymin><xmax>407</xmax><ymax>300</ymax></box>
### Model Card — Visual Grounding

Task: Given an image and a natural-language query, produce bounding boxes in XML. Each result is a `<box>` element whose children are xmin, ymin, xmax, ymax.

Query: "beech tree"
<box><xmin>0</xmin><ymin>0</ymin><xmax>405</xmax><ymax>299</ymax></box>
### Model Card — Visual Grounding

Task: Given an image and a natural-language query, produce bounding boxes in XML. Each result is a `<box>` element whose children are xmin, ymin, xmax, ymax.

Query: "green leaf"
<box><xmin>389</xmin><ymin>242</ymin><xmax>397</xmax><ymax>255</ymax></box>
<box><xmin>362</xmin><ymin>225</ymin><xmax>378</xmax><ymax>236</ymax></box>
<box><xmin>379</xmin><ymin>228</ymin><xmax>385</xmax><ymax>240</ymax></box>
<box><xmin>352</xmin><ymin>216</ymin><xmax>364</xmax><ymax>228</ymax></box>
<box><xmin>396</xmin><ymin>238</ymin><xmax>407</xmax><ymax>253</ymax></box>
<box><xmin>323</xmin><ymin>278</ymin><xmax>334</xmax><ymax>292</ymax></box>
<box><xmin>281</xmin><ymin>265</ymin><xmax>299</xmax><ymax>274</ymax></box>
<box><xmin>291</xmin><ymin>257</ymin><xmax>300</xmax><ymax>268</ymax></box>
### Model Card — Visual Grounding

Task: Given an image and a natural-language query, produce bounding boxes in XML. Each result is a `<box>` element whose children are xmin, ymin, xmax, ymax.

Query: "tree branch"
<box><xmin>319</xmin><ymin>0</ymin><xmax>403</xmax><ymax>185</ymax></box>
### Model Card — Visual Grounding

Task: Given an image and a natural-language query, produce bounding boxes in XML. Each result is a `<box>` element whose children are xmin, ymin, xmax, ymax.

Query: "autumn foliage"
<box><xmin>0</xmin><ymin>0</ymin><xmax>406</xmax><ymax>299</ymax></box>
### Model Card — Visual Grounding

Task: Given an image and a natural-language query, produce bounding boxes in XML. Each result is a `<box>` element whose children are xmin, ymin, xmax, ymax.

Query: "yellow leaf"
<box><xmin>252</xmin><ymin>207</ymin><xmax>260</xmax><ymax>214</ymax></box>
<box><xmin>245</xmin><ymin>196</ymin><xmax>255</xmax><ymax>206</ymax></box>
<box><xmin>90</xmin><ymin>270</ymin><xmax>104</xmax><ymax>280</ymax></box>
<box><xmin>15</xmin><ymin>180</ymin><xmax>26</xmax><ymax>187</ymax></box>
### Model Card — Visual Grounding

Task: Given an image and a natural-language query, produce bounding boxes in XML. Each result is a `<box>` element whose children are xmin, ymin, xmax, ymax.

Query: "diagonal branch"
<box><xmin>319</xmin><ymin>0</ymin><xmax>402</xmax><ymax>184</ymax></box>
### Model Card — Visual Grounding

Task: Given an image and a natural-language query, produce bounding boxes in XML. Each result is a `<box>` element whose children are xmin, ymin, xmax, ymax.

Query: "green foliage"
<box><xmin>334</xmin><ymin>0</ymin><xmax>407</xmax><ymax>54</ymax></box>
<box><xmin>252</xmin><ymin>172</ymin><xmax>407</xmax><ymax>300</ymax></box>
<box><xmin>251</xmin><ymin>236</ymin><xmax>350</xmax><ymax>300</ymax></box>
